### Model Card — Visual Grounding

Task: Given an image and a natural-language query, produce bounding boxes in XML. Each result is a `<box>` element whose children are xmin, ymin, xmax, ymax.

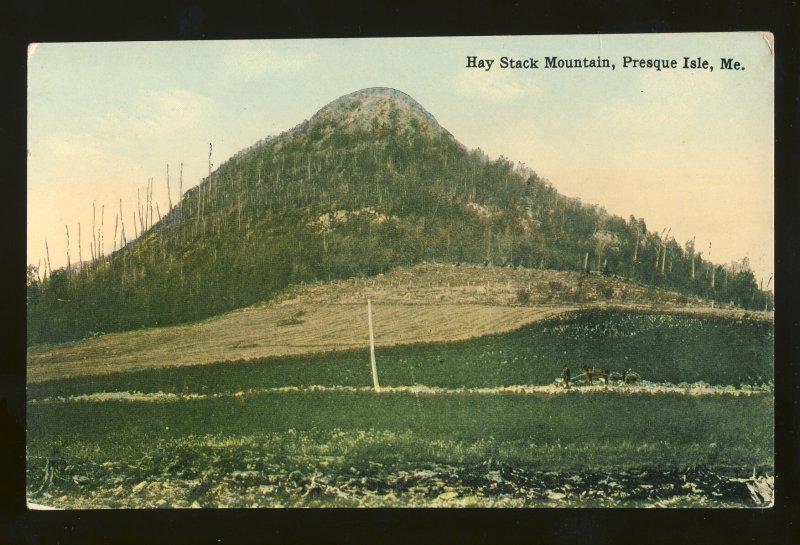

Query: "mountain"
<box><xmin>26</xmin><ymin>87</ymin><xmax>767</xmax><ymax>345</ymax></box>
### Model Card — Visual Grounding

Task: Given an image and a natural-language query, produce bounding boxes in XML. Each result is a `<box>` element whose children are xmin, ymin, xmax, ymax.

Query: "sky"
<box><xmin>27</xmin><ymin>33</ymin><xmax>774</xmax><ymax>287</ymax></box>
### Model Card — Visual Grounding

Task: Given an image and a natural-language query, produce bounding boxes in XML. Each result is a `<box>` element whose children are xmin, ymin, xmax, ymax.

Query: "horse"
<box><xmin>608</xmin><ymin>371</ymin><xmax>623</xmax><ymax>384</ymax></box>
<box><xmin>622</xmin><ymin>370</ymin><xmax>641</xmax><ymax>384</ymax></box>
<box><xmin>581</xmin><ymin>366</ymin><xmax>609</xmax><ymax>385</ymax></box>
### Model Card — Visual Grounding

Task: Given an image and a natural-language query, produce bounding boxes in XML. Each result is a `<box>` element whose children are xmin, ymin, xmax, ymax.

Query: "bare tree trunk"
<box><xmin>148</xmin><ymin>178</ymin><xmax>154</xmax><ymax>230</ymax></box>
<box><xmin>65</xmin><ymin>225</ymin><xmax>71</xmax><ymax>273</ymax></box>
<box><xmin>100</xmin><ymin>204</ymin><xmax>105</xmax><ymax>260</ymax></box>
<box><xmin>77</xmin><ymin>222</ymin><xmax>82</xmax><ymax>270</ymax></box>
<box><xmin>45</xmin><ymin>239</ymin><xmax>52</xmax><ymax>276</ymax></box>
<box><xmin>119</xmin><ymin>199</ymin><xmax>126</xmax><ymax>248</ymax></box>
<box><xmin>137</xmin><ymin>188</ymin><xmax>144</xmax><ymax>237</ymax></box>
<box><xmin>179</xmin><ymin>162</ymin><xmax>183</xmax><ymax>204</ymax></box>
<box><xmin>632</xmin><ymin>230</ymin><xmax>639</xmax><ymax>263</ymax></box>
<box><xmin>166</xmin><ymin>164</ymin><xmax>172</xmax><ymax>211</ymax></box>
<box><xmin>708</xmin><ymin>242</ymin><xmax>713</xmax><ymax>289</ymax></box>
<box><xmin>91</xmin><ymin>201</ymin><xmax>97</xmax><ymax>265</ymax></box>
<box><xmin>113</xmin><ymin>214</ymin><xmax>119</xmax><ymax>253</ymax></box>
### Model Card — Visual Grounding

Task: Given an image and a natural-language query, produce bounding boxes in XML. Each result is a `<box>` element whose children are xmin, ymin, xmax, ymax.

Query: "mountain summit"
<box><xmin>297</xmin><ymin>87</ymin><xmax>452</xmax><ymax>140</ymax></box>
<box><xmin>27</xmin><ymin>88</ymin><xmax>765</xmax><ymax>345</ymax></box>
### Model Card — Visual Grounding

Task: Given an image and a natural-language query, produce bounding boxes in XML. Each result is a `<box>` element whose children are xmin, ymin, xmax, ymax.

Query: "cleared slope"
<box><xmin>27</xmin><ymin>264</ymin><xmax>761</xmax><ymax>383</ymax></box>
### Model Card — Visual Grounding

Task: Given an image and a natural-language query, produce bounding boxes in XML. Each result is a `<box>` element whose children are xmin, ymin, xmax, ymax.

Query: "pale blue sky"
<box><xmin>28</xmin><ymin>33</ymin><xmax>774</xmax><ymax>285</ymax></box>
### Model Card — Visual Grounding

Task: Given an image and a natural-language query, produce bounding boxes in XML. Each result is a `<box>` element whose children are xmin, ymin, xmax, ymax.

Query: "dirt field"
<box><xmin>27</xmin><ymin>264</ymin><xmax>766</xmax><ymax>383</ymax></box>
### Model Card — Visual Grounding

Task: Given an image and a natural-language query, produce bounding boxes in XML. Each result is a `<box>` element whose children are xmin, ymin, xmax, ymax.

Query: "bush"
<box><xmin>516</xmin><ymin>288</ymin><xmax>531</xmax><ymax>304</ymax></box>
<box><xmin>597</xmin><ymin>285</ymin><xmax>614</xmax><ymax>300</ymax></box>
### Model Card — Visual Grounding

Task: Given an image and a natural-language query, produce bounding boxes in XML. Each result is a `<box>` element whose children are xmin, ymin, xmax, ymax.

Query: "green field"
<box><xmin>27</xmin><ymin>309</ymin><xmax>774</xmax><ymax>508</ymax></box>
<box><xmin>28</xmin><ymin>309</ymin><xmax>774</xmax><ymax>399</ymax></box>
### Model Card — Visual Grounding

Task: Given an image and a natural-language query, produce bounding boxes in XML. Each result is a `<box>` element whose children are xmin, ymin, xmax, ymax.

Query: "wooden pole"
<box><xmin>367</xmin><ymin>299</ymin><xmax>380</xmax><ymax>392</ymax></box>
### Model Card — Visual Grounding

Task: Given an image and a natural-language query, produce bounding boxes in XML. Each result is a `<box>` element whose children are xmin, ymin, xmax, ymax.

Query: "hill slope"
<box><xmin>27</xmin><ymin>264</ymin><xmax>767</xmax><ymax>383</ymax></box>
<box><xmin>26</xmin><ymin>88</ymin><xmax>768</xmax><ymax>345</ymax></box>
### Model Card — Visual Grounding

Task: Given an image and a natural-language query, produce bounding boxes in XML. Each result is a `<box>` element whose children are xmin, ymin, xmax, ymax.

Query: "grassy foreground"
<box><xmin>27</xmin><ymin>392</ymin><xmax>772</xmax><ymax>508</ymax></box>
<box><xmin>27</xmin><ymin>309</ymin><xmax>774</xmax><ymax>507</ymax></box>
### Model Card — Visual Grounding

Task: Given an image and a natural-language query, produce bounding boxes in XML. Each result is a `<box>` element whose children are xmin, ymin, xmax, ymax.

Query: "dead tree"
<box><xmin>100</xmin><ymin>204</ymin><xmax>105</xmax><ymax>260</ymax></box>
<box><xmin>708</xmin><ymin>242</ymin><xmax>715</xmax><ymax>289</ymax></box>
<box><xmin>119</xmin><ymin>199</ymin><xmax>127</xmax><ymax>248</ymax></box>
<box><xmin>91</xmin><ymin>201</ymin><xmax>97</xmax><ymax>265</ymax></box>
<box><xmin>137</xmin><ymin>188</ymin><xmax>144</xmax><ymax>238</ymax></box>
<box><xmin>113</xmin><ymin>213</ymin><xmax>119</xmax><ymax>253</ymax></box>
<box><xmin>166</xmin><ymin>164</ymin><xmax>172</xmax><ymax>212</ymax></box>
<box><xmin>65</xmin><ymin>225</ymin><xmax>71</xmax><ymax>272</ymax></box>
<box><xmin>148</xmin><ymin>177</ymin><xmax>154</xmax><ymax>230</ymax></box>
<box><xmin>44</xmin><ymin>239</ymin><xmax>52</xmax><ymax>277</ymax></box>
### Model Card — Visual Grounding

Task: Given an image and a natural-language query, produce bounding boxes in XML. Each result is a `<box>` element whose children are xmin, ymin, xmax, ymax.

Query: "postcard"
<box><xmin>26</xmin><ymin>33</ymin><xmax>774</xmax><ymax>508</ymax></box>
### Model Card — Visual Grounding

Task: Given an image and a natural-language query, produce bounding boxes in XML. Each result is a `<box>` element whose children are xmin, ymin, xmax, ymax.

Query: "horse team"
<box><xmin>560</xmin><ymin>366</ymin><xmax>640</xmax><ymax>389</ymax></box>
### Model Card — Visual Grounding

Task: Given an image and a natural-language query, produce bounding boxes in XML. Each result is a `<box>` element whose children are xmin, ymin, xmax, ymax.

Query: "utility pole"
<box><xmin>367</xmin><ymin>299</ymin><xmax>380</xmax><ymax>392</ymax></box>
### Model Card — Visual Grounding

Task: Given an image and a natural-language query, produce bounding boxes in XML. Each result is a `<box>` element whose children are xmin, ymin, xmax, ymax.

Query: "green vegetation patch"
<box><xmin>29</xmin><ymin>309</ymin><xmax>774</xmax><ymax>400</ymax></box>
<box><xmin>26</xmin><ymin>392</ymin><xmax>773</xmax><ymax>507</ymax></box>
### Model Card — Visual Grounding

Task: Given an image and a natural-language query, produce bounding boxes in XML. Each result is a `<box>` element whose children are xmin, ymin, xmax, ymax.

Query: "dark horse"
<box><xmin>581</xmin><ymin>366</ymin><xmax>610</xmax><ymax>385</ymax></box>
<box><xmin>623</xmin><ymin>370</ymin><xmax>641</xmax><ymax>384</ymax></box>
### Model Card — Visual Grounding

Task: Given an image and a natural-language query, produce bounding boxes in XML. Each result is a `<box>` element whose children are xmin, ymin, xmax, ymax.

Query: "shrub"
<box><xmin>516</xmin><ymin>288</ymin><xmax>531</xmax><ymax>304</ymax></box>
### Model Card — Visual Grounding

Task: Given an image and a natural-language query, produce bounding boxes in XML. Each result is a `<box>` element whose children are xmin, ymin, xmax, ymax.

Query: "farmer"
<box><xmin>561</xmin><ymin>366</ymin><xmax>571</xmax><ymax>389</ymax></box>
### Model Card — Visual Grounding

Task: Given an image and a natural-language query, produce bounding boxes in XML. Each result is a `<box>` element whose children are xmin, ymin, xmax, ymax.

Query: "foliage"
<box><xmin>26</xmin><ymin>90</ymin><xmax>772</xmax><ymax>345</ymax></box>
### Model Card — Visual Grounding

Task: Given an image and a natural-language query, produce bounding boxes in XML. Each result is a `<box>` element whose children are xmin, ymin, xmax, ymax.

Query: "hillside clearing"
<box><xmin>27</xmin><ymin>265</ymin><xmax>768</xmax><ymax>383</ymax></box>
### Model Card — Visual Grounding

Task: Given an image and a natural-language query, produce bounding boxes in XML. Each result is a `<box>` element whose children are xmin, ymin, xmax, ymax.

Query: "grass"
<box><xmin>26</xmin><ymin>392</ymin><xmax>773</xmax><ymax>507</ymax></box>
<box><xmin>28</xmin><ymin>392</ymin><xmax>772</xmax><ymax>474</ymax></box>
<box><xmin>28</xmin><ymin>309</ymin><xmax>774</xmax><ymax>400</ymax></box>
<box><xmin>26</xmin><ymin>307</ymin><xmax>773</xmax><ymax>507</ymax></box>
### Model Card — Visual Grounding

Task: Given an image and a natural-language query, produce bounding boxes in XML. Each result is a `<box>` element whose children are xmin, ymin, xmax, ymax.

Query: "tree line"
<box><xmin>26</xmin><ymin>103</ymin><xmax>771</xmax><ymax>345</ymax></box>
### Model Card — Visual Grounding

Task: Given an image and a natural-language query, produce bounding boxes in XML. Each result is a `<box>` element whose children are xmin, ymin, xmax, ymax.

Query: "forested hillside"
<box><xmin>26</xmin><ymin>88</ymin><xmax>769</xmax><ymax>345</ymax></box>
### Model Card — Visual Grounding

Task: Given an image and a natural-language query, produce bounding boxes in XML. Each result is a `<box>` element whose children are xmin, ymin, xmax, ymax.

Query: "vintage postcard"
<box><xmin>26</xmin><ymin>33</ymin><xmax>774</xmax><ymax>508</ymax></box>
